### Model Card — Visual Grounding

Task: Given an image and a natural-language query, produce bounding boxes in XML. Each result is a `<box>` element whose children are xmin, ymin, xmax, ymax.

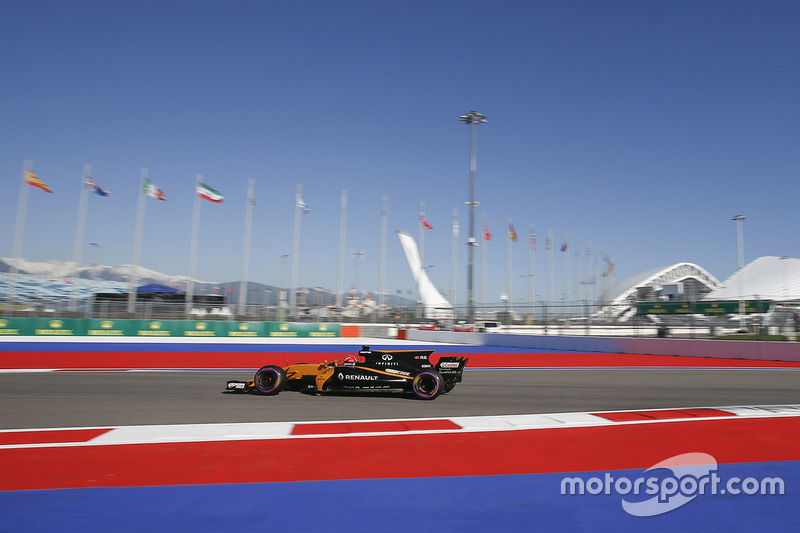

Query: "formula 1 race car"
<box><xmin>226</xmin><ymin>345</ymin><xmax>468</xmax><ymax>400</ymax></box>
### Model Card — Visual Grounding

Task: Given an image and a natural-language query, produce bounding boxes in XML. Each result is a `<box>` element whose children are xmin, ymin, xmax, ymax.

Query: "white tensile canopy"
<box><xmin>396</xmin><ymin>231</ymin><xmax>453</xmax><ymax>319</ymax></box>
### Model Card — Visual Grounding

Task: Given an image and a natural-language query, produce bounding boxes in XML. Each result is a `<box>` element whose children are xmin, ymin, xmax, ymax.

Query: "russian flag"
<box><xmin>84</xmin><ymin>178</ymin><xmax>110</xmax><ymax>196</ymax></box>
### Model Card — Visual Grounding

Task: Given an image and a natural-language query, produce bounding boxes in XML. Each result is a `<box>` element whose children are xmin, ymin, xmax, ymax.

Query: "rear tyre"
<box><xmin>254</xmin><ymin>365</ymin><xmax>286</xmax><ymax>395</ymax></box>
<box><xmin>411</xmin><ymin>370</ymin><xmax>444</xmax><ymax>400</ymax></box>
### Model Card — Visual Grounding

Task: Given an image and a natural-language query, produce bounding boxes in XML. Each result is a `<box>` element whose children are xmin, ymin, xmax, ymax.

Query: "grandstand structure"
<box><xmin>706</xmin><ymin>256</ymin><xmax>800</xmax><ymax>302</ymax></box>
<box><xmin>599</xmin><ymin>262</ymin><xmax>722</xmax><ymax>320</ymax></box>
<box><xmin>601</xmin><ymin>256</ymin><xmax>800</xmax><ymax>322</ymax></box>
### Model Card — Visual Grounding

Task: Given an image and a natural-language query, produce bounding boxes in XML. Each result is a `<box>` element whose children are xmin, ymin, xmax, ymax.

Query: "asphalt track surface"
<box><xmin>2</xmin><ymin>367</ymin><xmax>799</xmax><ymax>430</ymax></box>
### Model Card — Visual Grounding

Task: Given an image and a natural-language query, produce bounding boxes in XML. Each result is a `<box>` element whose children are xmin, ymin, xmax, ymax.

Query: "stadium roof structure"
<box><xmin>601</xmin><ymin>262</ymin><xmax>723</xmax><ymax>320</ymax></box>
<box><xmin>600</xmin><ymin>257</ymin><xmax>800</xmax><ymax>320</ymax></box>
<box><xmin>705</xmin><ymin>256</ymin><xmax>800</xmax><ymax>302</ymax></box>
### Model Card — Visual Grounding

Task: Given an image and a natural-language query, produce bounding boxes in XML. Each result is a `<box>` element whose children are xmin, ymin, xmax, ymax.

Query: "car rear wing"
<box><xmin>436</xmin><ymin>356</ymin><xmax>469</xmax><ymax>382</ymax></box>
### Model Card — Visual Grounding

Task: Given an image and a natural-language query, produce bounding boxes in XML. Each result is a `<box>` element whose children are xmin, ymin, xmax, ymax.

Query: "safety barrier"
<box><xmin>406</xmin><ymin>329</ymin><xmax>800</xmax><ymax>362</ymax></box>
<box><xmin>0</xmin><ymin>317</ymin><xmax>352</xmax><ymax>338</ymax></box>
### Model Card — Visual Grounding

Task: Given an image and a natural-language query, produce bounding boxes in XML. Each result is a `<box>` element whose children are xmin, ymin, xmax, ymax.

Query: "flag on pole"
<box><xmin>84</xmin><ymin>177</ymin><xmax>110</xmax><ymax>196</ymax></box>
<box><xmin>483</xmin><ymin>219</ymin><xmax>491</xmax><ymax>241</ymax></box>
<box><xmin>508</xmin><ymin>223</ymin><xmax>517</xmax><ymax>242</ymax></box>
<box><xmin>452</xmin><ymin>213</ymin><xmax>459</xmax><ymax>237</ymax></box>
<box><xmin>419</xmin><ymin>207</ymin><xmax>433</xmax><ymax>230</ymax></box>
<box><xmin>143</xmin><ymin>177</ymin><xmax>166</xmax><ymax>200</ymax></box>
<box><xmin>296</xmin><ymin>193</ymin><xmax>310</xmax><ymax>214</ymax></box>
<box><xmin>530</xmin><ymin>230</ymin><xmax>537</xmax><ymax>249</ymax></box>
<box><xmin>25</xmin><ymin>170</ymin><xmax>53</xmax><ymax>193</ymax></box>
<box><xmin>197</xmin><ymin>183</ymin><xmax>224</xmax><ymax>203</ymax></box>
<box><xmin>561</xmin><ymin>241</ymin><xmax>568</xmax><ymax>252</ymax></box>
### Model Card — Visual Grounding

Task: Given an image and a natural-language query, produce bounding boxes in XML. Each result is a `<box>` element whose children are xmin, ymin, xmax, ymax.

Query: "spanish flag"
<box><xmin>508</xmin><ymin>223</ymin><xmax>517</xmax><ymax>242</ymax></box>
<box><xmin>25</xmin><ymin>170</ymin><xmax>53</xmax><ymax>193</ymax></box>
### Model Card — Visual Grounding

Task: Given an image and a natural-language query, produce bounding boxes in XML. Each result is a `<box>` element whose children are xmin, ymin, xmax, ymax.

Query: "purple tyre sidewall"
<box><xmin>412</xmin><ymin>371</ymin><xmax>441</xmax><ymax>399</ymax></box>
<box><xmin>254</xmin><ymin>366</ymin><xmax>282</xmax><ymax>394</ymax></box>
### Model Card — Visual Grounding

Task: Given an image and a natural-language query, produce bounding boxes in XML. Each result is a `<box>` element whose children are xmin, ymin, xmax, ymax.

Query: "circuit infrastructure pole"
<box><xmin>460</xmin><ymin>111</ymin><xmax>486</xmax><ymax>323</ymax></box>
<box><xmin>733</xmin><ymin>215</ymin><xmax>746</xmax><ymax>331</ymax></box>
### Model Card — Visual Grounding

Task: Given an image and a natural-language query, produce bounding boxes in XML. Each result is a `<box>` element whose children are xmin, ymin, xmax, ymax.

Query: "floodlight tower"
<box><xmin>460</xmin><ymin>110</ymin><xmax>487</xmax><ymax>322</ymax></box>
<box><xmin>732</xmin><ymin>214</ymin><xmax>746</xmax><ymax>329</ymax></box>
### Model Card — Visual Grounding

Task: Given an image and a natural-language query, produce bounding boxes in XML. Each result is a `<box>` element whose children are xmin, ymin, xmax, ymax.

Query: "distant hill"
<box><xmin>0</xmin><ymin>257</ymin><xmax>416</xmax><ymax>308</ymax></box>
<box><xmin>0</xmin><ymin>257</ymin><xmax>208</xmax><ymax>286</ymax></box>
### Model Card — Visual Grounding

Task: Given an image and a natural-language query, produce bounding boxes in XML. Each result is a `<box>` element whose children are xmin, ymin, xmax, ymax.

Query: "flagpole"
<box><xmin>585</xmin><ymin>243</ymin><xmax>592</xmax><ymax>329</ymax></box>
<box><xmin>419</xmin><ymin>201</ymin><xmax>425</xmax><ymax>267</ymax></box>
<box><xmin>11</xmin><ymin>160</ymin><xmax>33</xmax><ymax>265</ymax></box>
<box><xmin>378</xmin><ymin>195</ymin><xmax>388</xmax><ymax>308</ymax></box>
<box><xmin>480</xmin><ymin>213</ymin><xmax>487</xmax><ymax>313</ymax></box>
<box><xmin>608</xmin><ymin>255</ymin><xmax>615</xmax><ymax>305</ymax></box>
<box><xmin>585</xmin><ymin>243</ymin><xmax>592</xmax><ymax>309</ymax></box>
<box><xmin>9</xmin><ymin>160</ymin><xmax>33</xmax><ymax>309</ymax></box>
<box><xmin>575</xmin><ymin>238</ymin><xmax>581</xmax><ymax>306</ymax></box>
<box><xmin>72</xmin><ymin>165</ymin><xmax>91</xmax><ymax>268</ymax></box>
<box><xmin>450</xmin><ymin>206</ymin><xmax>458</xmax><ymax>312</ymax></box>
<box><xmin>289</xmin><ymin>184</ymin><xmax>302</xmax><ymax>316</ymax></box>
<box><xmin>186</xmin><ymin>174</ymin><xmax>202</xmax><ymax>317</ymax></box>
<box><xmin>238</xmin><ymin>179</ymin><xmax>255</xmax><ymax>316</ymax></box>
<box><xmin>589</xmin><ymin>244</ymin><xmax>597</xmax><ymax>305</ymax></box>
<box><xmin>128</xmin><ymin>169</ymin><xmax>148</xmax><ymax>314</ymax></box>
<box><xmin>336</xmin><ymin>190</ymin><xmax>347</xmax><ymax>308</ymax></box>
<box><xmin>418</xmin><ymin>201</ymin><xmax>425</xmax><ymax>317</ymax></box>
<box><xmin>529</xmin><ymin>224</ymin><xmax>535</xmax><ymax>316</ymax></box>
<box><xmin>506</xmin><ymin>219</ymin><xmax>513</xmax><ymax>307</ymax></box>
<box><xmin>562</xmin><ymin>233</ymin><xmax>569</xmax><ymax>307</ymax></box>
<box><xmin>574</xmin><ymin>237</ymin><xmax>581</xmax><ymax>304</ymax></box>
<box><xmin>547</xmin><ymin>228</ymin><xmax>553</xmax><ymax>307</ymax></box>
<box><xmin>70</xmin><ymin>164</ymin><xmax>91</xmax><ymax>311</ymax></box>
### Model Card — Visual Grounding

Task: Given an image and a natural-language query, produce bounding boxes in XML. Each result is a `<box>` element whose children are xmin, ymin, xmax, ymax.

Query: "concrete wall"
<box><xmin>405</xmin><ymin>329</ymin><xmax>800</xmax><ymax>362</ymax></box>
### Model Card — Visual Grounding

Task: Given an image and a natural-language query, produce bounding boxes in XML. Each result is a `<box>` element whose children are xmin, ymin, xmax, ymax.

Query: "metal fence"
<box><xmin>2</xmin><ymin>295</ymin><xmax>798</xmax><ymax>340</ymax></box>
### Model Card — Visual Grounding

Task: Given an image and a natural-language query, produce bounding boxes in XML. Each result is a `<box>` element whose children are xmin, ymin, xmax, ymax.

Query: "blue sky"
<box><xmin>2</xmin><ymin>0</ymin><xmax>799</xmax><ymax>306</ymax></box>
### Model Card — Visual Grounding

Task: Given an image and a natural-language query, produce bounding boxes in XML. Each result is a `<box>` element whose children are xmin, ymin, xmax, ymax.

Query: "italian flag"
<box><xmin>143</xmin><ymin>178</ymin><xmax>166</xmax><ymax>200</ymax></box>
<box><xmin>197</xmin><ymin>183</ymin><xmax>224</xmax><ymax>204</ymax></box>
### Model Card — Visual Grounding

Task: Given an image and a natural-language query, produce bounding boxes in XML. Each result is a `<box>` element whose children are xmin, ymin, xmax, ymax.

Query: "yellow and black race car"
<box><xmin>226</xmin><ymin>345</ymin><xmax>468</xmax><ymax>400</ymax></box>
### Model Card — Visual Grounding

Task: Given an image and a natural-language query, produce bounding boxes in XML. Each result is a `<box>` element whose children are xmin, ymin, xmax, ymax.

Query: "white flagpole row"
<box><xmin>529</xmin><ymin>224</ymin><xmax>535</xmax><ymax>311</ymax></box>
<box><xmin>480</xmin><ymin>213</ymin><xmax>487</xmax><ymax>311</ymax></box>
<box><xmin>70</xmin><ymin>164</ymin><xmax>91</xmax><ymax>310</ymax></box>
<box><xmin>8</xmin><ymin>161</ymin><xmax>613</xmax><ymax>318</ymax></box>
<box><xmin>238</xmin><ymin>178</ymin><xmax>255</xmax><ymax>315</ymax></box>
<box><xmin>128</xmin><ymin>169</ymin><xmax>148</xmax><ymax>313</ymax></box>
<box><xmin>419</xmin><ymin>201</ymin><xmax>426</xmax><ymax>267</ymax></box>
<box><xmin>450</xmin><ymin>206</ymin><xmax>458</xmax><ymax>308</ymax></box>
<box><xmin>8</xmin><ymin>160</ymin><xmax>33</xmax><ymax>308</ymax></box>
<box><xmin>506</xmin><ymin>218</ymin><xmax>513</xmax><ymax>305</ymax></box>
<box><xmin>417</xmin><ymin>200</ymin><xmax>425</xmax><ymax>316</ymax></box>
<box><xmin>378</xmin><ymin>195</ymin><xmax>388</xmax><ymax>308</ymax></box>
<box><xmin>336</xmin><ymin>190</ymin><xmax>347</xmax><ymax>308</ymax></box>
<box><xmin>289</xmin><ymin>184</ymin><xmax>303</xmax><ymax>315</ymax></box>
<box><xmin>562</xmin><ymin>232</ymin><xmax>569</xmax><ymax>305</ymax></box>
<box><xmin>185</xmin><ymin>174</ymin><xmax>202</xmax><ymax>316</ymax></box>
<box><xmin>575</xmin><ymin>238</ymin><xmax>582</xmax><ymax>304</ymax></box>
<box><xmin>547</xmin><ymin>228</ymin><xmax>553</xmax><ymax>306</ymax></box>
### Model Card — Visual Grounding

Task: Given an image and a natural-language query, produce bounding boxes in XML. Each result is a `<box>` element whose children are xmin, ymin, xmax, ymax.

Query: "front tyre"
<box><xmin>411</xmin><ymin>370</ymin><xmax>444</xmax><ymax>400</ymax></box>
<box><xmin>254</xmin><ymin>365</ymin><xmax>287</xmax><ymax>395</ymax></box>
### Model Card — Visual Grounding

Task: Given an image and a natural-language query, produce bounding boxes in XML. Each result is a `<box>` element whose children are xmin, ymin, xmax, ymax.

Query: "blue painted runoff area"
<box><xmin>1</xmin><ymin>461</ymin><xmax>795</xmax><ymax>533</ymax></box>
